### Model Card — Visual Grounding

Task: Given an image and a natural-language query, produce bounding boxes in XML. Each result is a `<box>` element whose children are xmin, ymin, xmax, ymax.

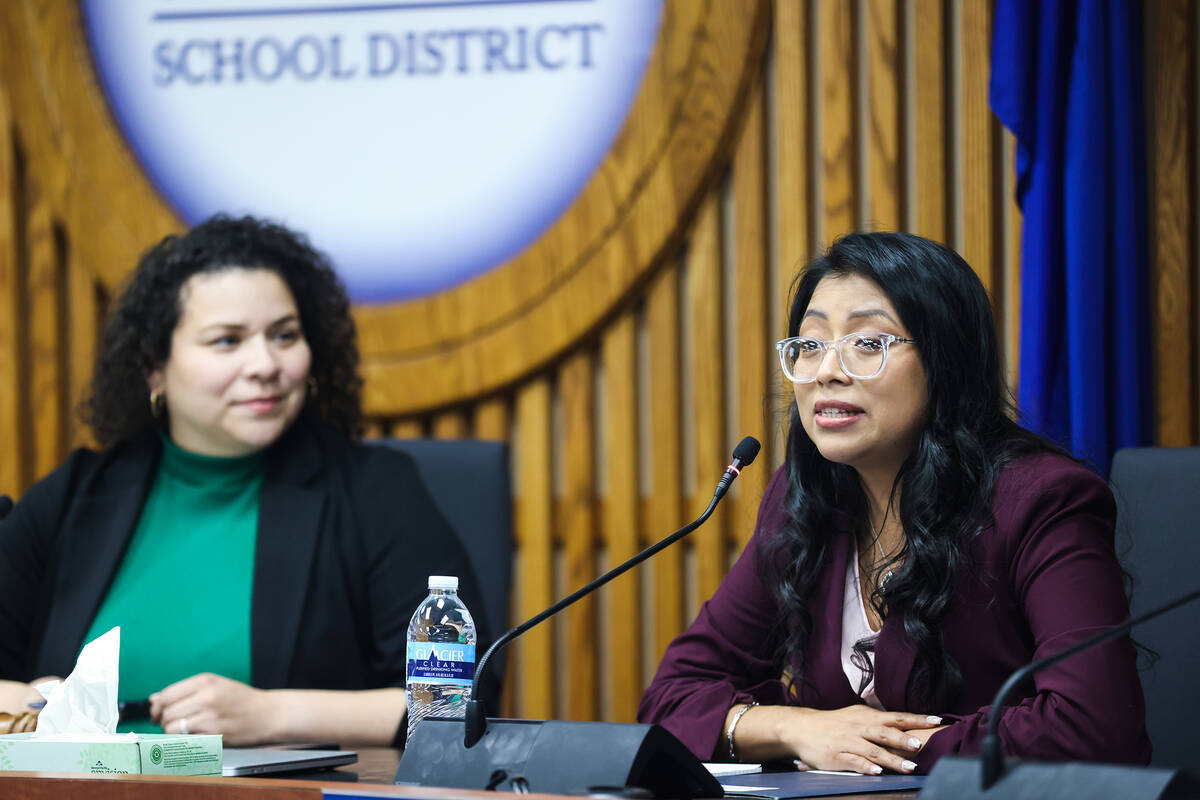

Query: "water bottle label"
<box><xmin>406</xmin><ymin>641</ymin><xmax>476</xmax><ymax>686</ymax></box>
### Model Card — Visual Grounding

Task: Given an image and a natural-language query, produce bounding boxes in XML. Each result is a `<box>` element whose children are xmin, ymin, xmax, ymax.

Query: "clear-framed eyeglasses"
<box><xmin>775</xmin><ymin>332</ymin><xmax>917</xmax><ymax>383</ymax></box>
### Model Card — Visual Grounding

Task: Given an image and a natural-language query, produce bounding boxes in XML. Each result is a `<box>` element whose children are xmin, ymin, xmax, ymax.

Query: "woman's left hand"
<box><xmin>150</xmin><ymin>673</ymin><xmax>280</xmax><ymax>746</ymax></box>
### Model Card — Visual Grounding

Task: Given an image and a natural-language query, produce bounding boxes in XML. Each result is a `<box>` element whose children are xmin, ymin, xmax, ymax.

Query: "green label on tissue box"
<box><xmin>0</xmin><ymin>733</ymin><xmax>222</xmax><ymax>775</ymax></box>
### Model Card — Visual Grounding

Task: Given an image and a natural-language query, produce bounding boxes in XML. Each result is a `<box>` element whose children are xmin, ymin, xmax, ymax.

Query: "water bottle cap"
<box><xmin>428</xmin><ymin>575</ymin><xmax>459</xmax><ymax>591</ymax></box>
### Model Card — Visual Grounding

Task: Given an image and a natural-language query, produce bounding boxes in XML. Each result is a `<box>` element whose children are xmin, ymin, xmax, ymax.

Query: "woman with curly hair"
<box><xmin>0</xmin><ymin>215</ymin><xmax>490</xmax><ymax>746</ymax></box>
<box><xmin>639</xmin><ymin>232</ymin><xmax>1150</xmax><ymax>774</ymax></box>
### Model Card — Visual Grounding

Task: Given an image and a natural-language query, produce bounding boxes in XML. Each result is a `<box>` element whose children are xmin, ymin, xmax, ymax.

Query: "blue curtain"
<box><xmin>989</xmin><ymin>0</ymin><xmax>1150</xmax><ymax>476</ymax></box>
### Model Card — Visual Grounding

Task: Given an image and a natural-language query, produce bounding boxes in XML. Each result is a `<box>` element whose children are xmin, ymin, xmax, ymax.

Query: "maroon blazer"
<box><xmin>638</xmin><ymin>453</ymin><xmax>1150</xmax><ymax>772</ymax></box>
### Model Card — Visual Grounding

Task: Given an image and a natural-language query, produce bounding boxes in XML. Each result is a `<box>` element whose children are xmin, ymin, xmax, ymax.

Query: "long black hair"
<box><xmin>762</xmin><ymin>231</ymin><xmax>1056</xmax><ymax>711</ymax></box>
<box><xmin>84</xmin><ymin>215</ymin><xmax>363</xmax><ymax>446</ymax></box>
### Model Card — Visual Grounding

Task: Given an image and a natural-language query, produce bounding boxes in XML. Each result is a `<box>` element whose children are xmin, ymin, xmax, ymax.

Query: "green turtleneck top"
<box><xmin>82</xmin><ymin>435</ymin><xmax>263</xmax><ymax>733</ymax></box>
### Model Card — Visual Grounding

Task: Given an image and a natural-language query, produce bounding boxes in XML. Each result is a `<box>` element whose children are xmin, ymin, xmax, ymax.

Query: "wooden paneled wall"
<box><xmin>2</xmin><ymin>0</ymin><xmax>1198</xmax><ymax>724</ymax></box>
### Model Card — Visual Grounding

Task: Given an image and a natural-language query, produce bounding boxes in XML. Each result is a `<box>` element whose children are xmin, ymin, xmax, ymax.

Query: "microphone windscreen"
<box><xmin>732</xmin><ymin>437</ymin><xmax>761</xmax><ymax>467</ymax></box>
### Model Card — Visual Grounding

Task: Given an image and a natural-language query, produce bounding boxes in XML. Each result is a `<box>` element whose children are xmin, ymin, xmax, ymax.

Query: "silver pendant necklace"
<box><xmin>868</xmin><ymin>517</ymin><xmax>894</xmax><ymax>587</ymax></box>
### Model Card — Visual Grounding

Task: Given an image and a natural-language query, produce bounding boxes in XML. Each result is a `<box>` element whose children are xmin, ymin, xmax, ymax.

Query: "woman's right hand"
<box><xmin>727</xmin><ymin>703</ymin><xmax>942</xmax><ymax>774</ymax></box>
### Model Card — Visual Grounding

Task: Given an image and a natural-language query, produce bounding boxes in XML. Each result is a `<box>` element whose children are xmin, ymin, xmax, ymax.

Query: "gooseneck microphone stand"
<box><xmin>465</xmin><ymin>435</ymin><xmax>758</xmax><ymax>747</ymax></box>
<box><xmin>395</xmin><ymin>436</ymin><xmax>760</xmax><ymax>797</ymax></box>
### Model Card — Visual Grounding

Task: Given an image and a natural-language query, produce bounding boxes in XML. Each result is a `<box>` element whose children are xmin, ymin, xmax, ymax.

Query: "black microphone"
<box><xmin>396</xmin><ymin>437</ymin><xmax>761</xmax><ymax>797</ymax></box>
<box><xmin>922</xmin><ymin>585</ymin><xmax>1200</xmax><ymax>799</ymax></box>
<box><xmin>0</xmin><ymin>495</ymin><xmax>12</xmax><ymax>520</ymax></box>
<box><xmin>715</xmin><ymin>436</ymin><xmax>762</xmax><ymax>498</ymax></box>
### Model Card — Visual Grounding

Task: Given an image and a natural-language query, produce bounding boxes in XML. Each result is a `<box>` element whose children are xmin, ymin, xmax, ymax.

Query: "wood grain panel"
<box><xmin>557</xmin><ymin>351</ymin><xmax>598</xmax><ymax>721</ymax></box>
<box><xmin>645</xmin><ymin>264</ymin><xmax>685</xmax><ymax>661</ymax></box>
<box><xmin>731</xmin><ymin>79</ymin><xmax>772</xmax><ymax>546</ymax></box>
<box><xmin>0</xmin><ymin>87</ymin><xmax>23</xmax><ymax>496</ymax></box>
<box><xmin>913</xmin><ymin>0</ymin><xmax>948</xmax><ymax>243</ymax></box>
<box><xmin>866</xmin><ymin>0</ymin><xmax>902</xmax><ymax>230</ymax></box>
<box><xmin>601</xmin><ymin>314</ymin><xmax>640</xmax><ymax>722</ymax></box>
<box><xmin>1151</xmin><ymin>0</ymin><xmax>1198</xmax><ymax>446</ymax></box>
<box><xmin>687</xmin><ymin>192</ymin><xmax>728</xmax><ymax>609</ymax></box>
<box><xmin>819</xmin><ymin>0</ymin><xmax>857</xmax><ymax>243</ymax></box>
<box><xmin>959</xmin><ymin>0</ymin><xmax>996</xmax><ymax>296</ymax></box>
<box><xmin>25</xmin><ymin>200</ymin><xmax>64</xmax><ymax>481</ymax></box>
<box><xmin>513</xmin><ymin>379</ymin><xmax>554</xmax><ymax>718</ymax></box>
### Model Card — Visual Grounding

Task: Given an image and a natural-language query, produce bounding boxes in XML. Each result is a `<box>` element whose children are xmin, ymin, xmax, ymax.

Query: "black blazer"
<box><xmin>0</xmin><ymin>418</ymin><xmax>497</xmax><ymax>717</ymax></box>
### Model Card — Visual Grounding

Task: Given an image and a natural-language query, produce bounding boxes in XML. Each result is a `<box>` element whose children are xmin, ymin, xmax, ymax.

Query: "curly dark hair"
<box><xmin>84</xmin><ymin>215</ymin><xmax>363</xmax><ymax>446</ymax></box>
<box><xmin>762</xmin><ymin>232</ymin><xmax>1062</xmax><ymax>712</ymax></box>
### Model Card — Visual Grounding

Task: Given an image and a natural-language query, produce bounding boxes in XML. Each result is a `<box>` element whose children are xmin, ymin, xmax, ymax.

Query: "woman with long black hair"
<box><xmin>638</xmin><ymin>232</ymin><xmax>1149</xmax><ymax>774</ymax></box>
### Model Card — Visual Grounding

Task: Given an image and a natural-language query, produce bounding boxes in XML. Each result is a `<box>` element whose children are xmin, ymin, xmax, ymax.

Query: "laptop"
<box><xmin>221</xmin><ymin>746</ymin><xmax>358</xmax><ymax>777</ymax></box>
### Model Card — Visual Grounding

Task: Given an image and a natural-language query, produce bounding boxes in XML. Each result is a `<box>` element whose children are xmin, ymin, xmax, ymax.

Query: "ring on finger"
<box><xmin>180</xmin><ymin>717</ymin><xmax>189</xmax><ymax>735</ymax></box>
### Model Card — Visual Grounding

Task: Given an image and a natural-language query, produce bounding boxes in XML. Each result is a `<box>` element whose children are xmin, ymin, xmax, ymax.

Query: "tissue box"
<box><xmin>0</xmin><ymin>733</ymin><xmax>222</xmax><ymax>775</ymax></box>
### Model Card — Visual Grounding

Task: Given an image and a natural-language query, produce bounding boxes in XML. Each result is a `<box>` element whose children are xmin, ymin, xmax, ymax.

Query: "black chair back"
<box><xmin>1111</xmin><ymin>447</ymin><xmax>1200</xmax><ymax>773</ymax></box>
<box><xmin>373</xmin><ymin>438</ymin><xmax>513</xmax><ymax>687</ymax></box>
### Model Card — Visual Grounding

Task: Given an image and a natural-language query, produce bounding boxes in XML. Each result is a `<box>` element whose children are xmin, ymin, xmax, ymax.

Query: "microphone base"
<box><xmin>922</xmin><ymin>756</ymin><xmax>1200</xmax><ymax>800</ymax></box>
<box><xmin>394</xmin><ymin>717</ymin><xmax>723</xmax><ymax>798</ymax></box>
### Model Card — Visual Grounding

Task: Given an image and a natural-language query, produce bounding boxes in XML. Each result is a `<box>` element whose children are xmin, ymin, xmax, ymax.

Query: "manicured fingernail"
<box><xmin>902</xmin><ymin>760</ymin><xmax>917</xmax><ymax>772</ymax></box>
<box><xmin>870</xmin><ymin>765</ymin><xmax>883</xmax><ymax>775</ymax></box>
<box><xmin>926</xmin><ymin>715</ymin><xmax>942</xmax><ymax>724</ymax></box>
<box><xmin>908</xmin><ymin>737</ymin><xmax>922</xmax><ymax>749</ymax></box>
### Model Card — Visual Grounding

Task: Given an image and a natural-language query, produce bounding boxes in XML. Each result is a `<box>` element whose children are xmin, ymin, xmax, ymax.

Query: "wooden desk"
<box><xmin>0</xmin><ymin>747</ymin><xmax>920</xmax><ymax>798</ymax></box>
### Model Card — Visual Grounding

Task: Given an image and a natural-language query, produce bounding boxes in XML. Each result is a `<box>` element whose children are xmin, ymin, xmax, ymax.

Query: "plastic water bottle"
<box><xmin>405</xmin><ymin>575</ymin><xmax>477</xmax><ymax>743</ymax></box>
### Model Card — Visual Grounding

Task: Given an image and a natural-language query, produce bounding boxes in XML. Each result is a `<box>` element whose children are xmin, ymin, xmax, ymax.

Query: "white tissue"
<box><xmin>33</xmin><ymin>626</ymin><xmax>121</xmax><ymax>737</ymax></box>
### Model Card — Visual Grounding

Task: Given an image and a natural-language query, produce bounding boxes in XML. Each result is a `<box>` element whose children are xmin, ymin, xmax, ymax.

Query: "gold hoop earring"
<box><xmin>149</xmin><ymin>390</ymin><xmax>166</xmax><ymax>419</ymax></box>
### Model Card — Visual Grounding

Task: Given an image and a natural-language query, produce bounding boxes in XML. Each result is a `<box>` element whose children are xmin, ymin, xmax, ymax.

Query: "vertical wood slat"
<box><xmin>774</xmin><ymin>0</ymin><xmax>812</xmax><ymax>287</ymax></box>
<box><xmin>819</xmin><ymin>0</ymin><xmax>856</xmax><ymax>243</ymax></box>
<box><xmin>26</xmin><ymin>200</ymin><xmax>63</xmax><ymax>482</ymax></box>
<box><xmin>866</xmin><ymin>0</ymin><xmax>903</xmax><ymax>231</ymax></box>
<box><xmin>913</xmin><ymin>0</ymin><xmax>948</xmax><ymax>243</ymax></box>
<box><xmin>731</xmin><ymin>77</ymin><xmax>771</xmax><ymax>546</ymax></box>
<box><xmin>66</xmin><ymin>253</ymin><xmax>98</xmax><ymax>450</ymax></box>
<box><xmin>0</xmin><ymin>87</ymin><xmax>22</xmax><ymax>496</ymax></box>
<box><xmin>959</xmin><ymin>0</ymin><xmax>998</xmax><ymax>298</ymax></box>
<box><xmin>1002</xmin><ymin>129</ymin><xmax>1022</xmax><ymax>389</ymax></box>
<box><xmin>1152</xmin><ymin>0</ymin><xmax>1197</xmax><ymax>446</ymax></box>
<box><xmin>557</xmin><ymin>351</ymin><xmax>597</xmax><ymax>721</ymax></box>
<box><xmin>513</xmin><ymin>379</ymin><xmax>554</xmax><ymax>718</ymax></box>
<box><xmin>468</xmin><ymin>396</ymin><xmax>513</xmax><ymax>715</ymax></box>
<box><xmin>473</xmin><ymin>398</ymin><xmax>510</xmax><ymax>442</ymax></box>
<box><xmin>772</xmin><ymin>0</ymin><xmax>811</xmax><ymax>470</ymax></box>
<box><xmin>687</xmin><ymin>192</ymin><xmax>728</xmax><ymax>609</ymax></box>
<box><xmin>387</xmin><ymin>419</ymin><xmax>424</xmax><ymax>438</ymax></box>
<box><xmin>645</xmin><ymin>265</ymin><xmax>685</xmax><ymax>664</ymax></box>
<box><xmin>601</xmin><ymin>314</ymin><xmax>640</xmax><ymax>722</ymax></box>
<box><xmin>431</xmin><ymin>411</ymin><xmax>469</xmax><ymax>439</ymax></box>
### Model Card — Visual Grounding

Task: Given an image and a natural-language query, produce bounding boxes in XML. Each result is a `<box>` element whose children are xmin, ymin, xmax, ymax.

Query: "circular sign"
<box><xmin>81</xmin><ymin>1</ymin><xmax>662</xmax><ymax>302</ymax></box>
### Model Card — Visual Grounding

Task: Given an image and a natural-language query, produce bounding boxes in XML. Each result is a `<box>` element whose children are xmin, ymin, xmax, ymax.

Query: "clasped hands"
<box><xmin>728</xmin><ymin>703</ymin><xmax>947</xmax><ymax>775</ymax></box>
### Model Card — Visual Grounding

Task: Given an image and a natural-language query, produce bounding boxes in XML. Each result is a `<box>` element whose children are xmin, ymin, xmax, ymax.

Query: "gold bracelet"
<box><xmin>725</xmin><ymin>702</ymin><xmax>758</xmax><ymax>761</ymax></box>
